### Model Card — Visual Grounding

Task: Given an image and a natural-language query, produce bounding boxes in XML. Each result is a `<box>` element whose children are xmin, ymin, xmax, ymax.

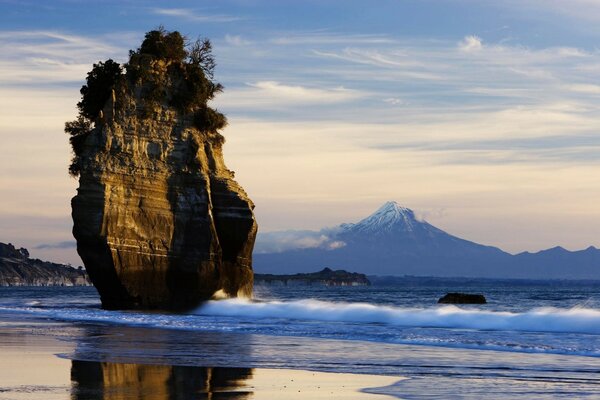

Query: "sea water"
<box><xmin>1</xmin><ymin>280</ymin><xmax>600</xmax><ymax>398</ymax></box>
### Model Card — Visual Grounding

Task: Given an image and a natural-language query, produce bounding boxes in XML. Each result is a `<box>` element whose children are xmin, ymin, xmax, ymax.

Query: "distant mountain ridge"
<box><xmin>254</xmin><ymin>202</ymin><xmax>600</xmax><ymax>279</ymax></box>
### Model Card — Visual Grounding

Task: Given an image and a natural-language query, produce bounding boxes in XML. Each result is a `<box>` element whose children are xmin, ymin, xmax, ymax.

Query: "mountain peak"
<box><xmin>345</xmin><ymin>201</ymin><xmax>418</xmax><ymax>234</ymax></box>
<box><xmin>376</xmin><ymin>201</ymin><xmax>413</xmax><ymax>215</ymax></box>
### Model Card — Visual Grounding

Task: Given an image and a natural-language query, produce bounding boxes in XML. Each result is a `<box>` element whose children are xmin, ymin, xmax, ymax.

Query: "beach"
<box><xmin>0</xmin><ymin>315</ymin><xmax>405</xmax><ymax>400</ymax></box>
<box><xmin>2</xmin><ymin>283</ymin><xmax>600</xmax><ymax>399</ymax></box>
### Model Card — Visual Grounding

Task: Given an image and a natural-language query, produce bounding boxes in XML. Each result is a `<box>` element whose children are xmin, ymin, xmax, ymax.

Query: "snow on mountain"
<box><xmin>340</xmin><ymin>201</ymin><xmax>417</xmax><ymax>234</ymax></box>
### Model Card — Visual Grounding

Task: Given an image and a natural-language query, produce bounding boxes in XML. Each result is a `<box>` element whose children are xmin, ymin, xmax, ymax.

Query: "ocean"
<box><xmin>2</xmin><ymin>280</ymin><xmax>600</xmax><ymax>398</ymax></box>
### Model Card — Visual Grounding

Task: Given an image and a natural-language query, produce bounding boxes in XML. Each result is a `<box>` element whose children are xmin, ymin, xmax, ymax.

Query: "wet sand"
<box><xmin>3</xmin><ymin>312</ymin><xmax>600</xmax><ymax>399</ymax></box>
<box><xmin>0</xmin><ymin>321</ymin><xmax>401</xmax><ymax>400</ymax></box>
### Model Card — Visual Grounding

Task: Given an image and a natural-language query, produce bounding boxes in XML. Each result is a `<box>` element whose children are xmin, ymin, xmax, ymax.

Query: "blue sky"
<box><xmin>2</xmin><ymin>0</ymin><xmax>600</xmax><ymax>264</ymax></box>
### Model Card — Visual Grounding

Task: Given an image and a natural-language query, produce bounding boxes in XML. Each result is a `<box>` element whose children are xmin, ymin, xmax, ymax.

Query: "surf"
<box><xmin>196</xmin><ymin>298</ymin><xmax>600</xmax><ymax>335</ymax></box>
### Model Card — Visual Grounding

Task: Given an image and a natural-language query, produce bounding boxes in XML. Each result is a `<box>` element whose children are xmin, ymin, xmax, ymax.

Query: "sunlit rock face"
<box><xmin>70</xmin><ymin>33</ymin><xmax>257</xmax><ymax>310</ymax></box>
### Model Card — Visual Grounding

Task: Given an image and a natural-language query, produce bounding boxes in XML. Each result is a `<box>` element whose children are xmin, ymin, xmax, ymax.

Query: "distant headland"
<box><xmin>254</xmin><ymin>268</ymin><xmax>370</xmax><ymax>287</ymax></box>
<box><xmin>0</xmin><ymin>242</ymin><xmax>90</xmax><ymax>287</ymax></box>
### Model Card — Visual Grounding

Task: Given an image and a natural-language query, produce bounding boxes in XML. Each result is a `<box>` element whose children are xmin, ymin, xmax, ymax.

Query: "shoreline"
<box><xmin>0</xmin><ymin>317</ymin><xmax>402</xmax><ymax>400</ymax></box>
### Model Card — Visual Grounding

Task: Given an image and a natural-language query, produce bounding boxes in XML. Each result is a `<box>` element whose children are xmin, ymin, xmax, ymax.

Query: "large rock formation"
<box><xmin>69</xmin><ymin>29</ymin><xmax>257</xmax><ymax>309</ymax></box>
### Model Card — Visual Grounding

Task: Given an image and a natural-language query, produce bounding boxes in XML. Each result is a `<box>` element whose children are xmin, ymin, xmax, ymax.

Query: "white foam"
<box><xmin>196</xmin><ymin>299</ymin><xmax>600</xmax><ymax>335</ymax></box>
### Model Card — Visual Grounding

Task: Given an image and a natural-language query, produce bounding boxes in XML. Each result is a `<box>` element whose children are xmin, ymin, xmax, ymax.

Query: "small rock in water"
<box><xmin>438</xmin><ymin>292</ymin><xmax>487</xmax><ymax>304</ymax></box>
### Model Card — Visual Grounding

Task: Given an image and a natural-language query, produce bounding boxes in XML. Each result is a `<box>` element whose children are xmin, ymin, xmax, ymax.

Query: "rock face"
<box><xmin>0</xmin><ymin>242</ymin><xmax>90</xmax><ymax>286</ymax></box>
<box><xmin>438</xmin><ymin>292</ymin><xmax>487</xmax><ymax>304</ymax></box>
<box><xmin>70</xmin><ymin>30</ymin><xmax>257</xmax><ymax>309</ymax></box>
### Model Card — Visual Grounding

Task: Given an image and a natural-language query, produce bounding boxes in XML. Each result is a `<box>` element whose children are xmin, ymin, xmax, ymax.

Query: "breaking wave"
<box><xmin>196</xmin><ymin>298</ymin><xmax>600</xmax><ymax>335</ymax></box>
<box><xmin>3</xmin><ymin>298</ymin><xmax>600</xmax><ymax>357</ymax></box>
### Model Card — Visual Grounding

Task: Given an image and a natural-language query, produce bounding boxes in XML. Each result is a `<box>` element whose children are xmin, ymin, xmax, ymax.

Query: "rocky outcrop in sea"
<box><xmin>0</xmin><ymin>242</ymin><xmax>90</xmax><ymax>286</ymax></box>
<box><xmin>68</xmin><ymin>29</ymin><xmax>257</xmax><ymax>309</ymax></box>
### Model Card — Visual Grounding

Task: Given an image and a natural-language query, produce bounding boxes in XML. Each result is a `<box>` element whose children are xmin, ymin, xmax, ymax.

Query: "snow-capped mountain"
<box><xmin>340</xmin><ymin>201</ymin><xmax>419</xmax><ymax>235</ymax></box>
<box><xmin>254</xmin><ymin>202</ymin><xmax>600</xmax><ymax>279</ymax></box>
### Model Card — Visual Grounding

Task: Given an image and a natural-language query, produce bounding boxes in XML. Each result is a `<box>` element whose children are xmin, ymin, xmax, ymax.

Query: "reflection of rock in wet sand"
<box><xmin>71</xmin><ymin>360</ymin><xmax>253</xmax><ymax>400</ymax></box>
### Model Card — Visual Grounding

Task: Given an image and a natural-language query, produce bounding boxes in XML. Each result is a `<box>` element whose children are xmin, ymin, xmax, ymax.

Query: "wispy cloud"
<box><xmin>249</xmin><ymin>81</ymin><xmax>362</xmax><ymax>103</ymax></box>
<box><xmin>151</xmin><ymin>8</ymin><xmax>241</xmax><ymax>23</ymax></box>
<box><xmin>565</xmin><ymin>83</ymin><xmax>600</xmax><ymax>94</ymax></box>
<box><xmin>216</xmin><ymin>81</ymin><xmax>366</xmax><ymax>108</ymax></box>
<box><xmin>494</xmin><ymin>0</ymin><xmax>600</xmax><ymax>23</ymax></box>
<box><xmin>224</xmin><ymin>34</ymin><xmax>251</xmax><ymax>46</ymax></box>
<box><xmin>383</xmin><ymin>97</ymin><xmax>404</xmax><ymax>105</ymax></box>
<box><xmin>255</xmin><ymin>230</ymin><xmax>345</xmax><ymax>253</ymax></box>
<box><xmin>311</xmin><ymin>49</ymin><xmax>440</xmax><ymax>80</ymax></box>
<box><xmin>35</xmin><ymin>241</ymin><xmax>76</xmax><ymax>250</ymax></box>
<box><xmin>271</xmin><ymin>32</ymin><xmax>393</xmax><ymax>45</ymax></box>
<box><xmin>0</xmin><ymin>30</ymin><xmax>134</xmax><ymax>85</ymax></box>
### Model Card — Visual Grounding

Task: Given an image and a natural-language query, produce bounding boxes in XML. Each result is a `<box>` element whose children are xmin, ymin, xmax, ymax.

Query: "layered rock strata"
<box><xmin>71</xmin><ymin>36</ymin><xmax>257</xmax><ymax>310</ymax></box>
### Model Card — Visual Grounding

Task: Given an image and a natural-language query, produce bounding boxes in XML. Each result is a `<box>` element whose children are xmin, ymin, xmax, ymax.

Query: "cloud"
<box><xmin>383</xmin><ymin>97</ymin><xmax>404</xmax><ymax>105</ymax></box>
<box><xmin>215</xmin><ymin>81</ymin><xmax>365</xmax><ymax>109</ymax></box>
<box><xmin>565</xmin><ymin>83</ymin><xmax>600</xmax><ymax>94</ymax></box>
<box><xmin>151</xmin><ymin>8</ymin><xmax>241</xmax><ymax>23</ymax></box>
<box><xmin>250</xmin><ymin>81</ymin><xmax>361</xmax><ymax>103</ymax></box>
<box><xmin>35</xmin><ymin>241</ymin><xmax>76</xmax><ymax>249</ymax></box>
<box><xmin>458</xmin><ymin>35</ymin><xmax>483</xmax><ymax>52</ymax></box>
<box><xmin>493</xmin><ymin>0</ymin><xmax>600</xmax><ymax>24</ymax></box>
<box><xmin>225</xmin><ymin>34</ymin><xmax>251</xmax><ymax>46</ymax></box>
<box><xmin>0</xmin><ymin>30</ymin><xmax>134</xmax><ymax>85</ymax></box>
<box><xmin>312</xmin><ymin>49</ymin><xmax>442</xmax><ymax>80</ymax></box>
<box><xmin>255</xmin><ymin>230</ymin><xmax>346</xmax><ymax>253</ymax></box>
<box><xmin>271</xmin><ymin>32</ymin><xmax>393</xmax><ymax>45</ymax></box>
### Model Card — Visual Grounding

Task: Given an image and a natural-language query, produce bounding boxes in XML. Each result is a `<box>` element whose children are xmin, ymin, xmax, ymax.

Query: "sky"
<box><xmin>2</xmin><ymin>0</ymin><xmax>600</xmax><ymax>265</ymax></box>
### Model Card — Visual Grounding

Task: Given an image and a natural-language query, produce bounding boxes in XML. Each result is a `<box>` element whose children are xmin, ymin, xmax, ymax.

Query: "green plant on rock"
<box><xmin>77</xmin><ymin>59</ymin><xmax>123</xmax><ymax>120</ymax></box>
<box><xmin>125</xmin><ymin>28</ymin><xmax>227</xmax><ymax>130</ymax></box>
<box><xmin>66</xmin><ymin>59</ymin><xmax>123</xmax><ymax>177</ymax></box>
<box><xmin>66</xmin><ymin>27</ymin><xmax>227</xmax><ymax>177</ymax></box>
<box><xmin>65</xmin><ymin>116</ymin><xmax>92</xmax><ymax>177</ymax></box>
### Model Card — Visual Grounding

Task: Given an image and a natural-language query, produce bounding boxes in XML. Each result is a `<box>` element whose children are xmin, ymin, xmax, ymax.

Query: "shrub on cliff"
<box><xmin>126</xmin><ymin>27</ymin><xmax>226</xmax><ymax>126</ymax></box>
<box><xmin>77</xmin><ymin>59</ymin><xmax>123</xmax><ymax>120</ymax></box>
<box><xmin>66</xmin><ymin>28</ymin><xmax>227</xmax><ymax>177</ymax></box>
<box><xmin>138</xmin><ymin>29</ymin><xmax>187</xmax><ymax>62</ymax></box>
<box><xmin>65</xmin><ymin>116</ymin><xmax>92</xmax><ymax>177</ymax></box>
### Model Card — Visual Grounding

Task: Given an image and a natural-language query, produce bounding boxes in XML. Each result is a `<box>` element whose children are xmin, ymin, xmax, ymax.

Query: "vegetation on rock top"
<box><xmin>65</xmin><ymin>27</ymin><xmax>227</xmax><ymax>177</ymax></box>
<box><xmin>254</xmin><ymin>268</ymin><xmax>371</xmax><ymax>286</ymax></box>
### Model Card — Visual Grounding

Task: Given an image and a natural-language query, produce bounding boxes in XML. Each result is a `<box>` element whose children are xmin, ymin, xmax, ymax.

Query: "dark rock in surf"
<box><xmin>438</xmin><ymin>292</ymin><xmax>487</xmax><ymax>304</ymax></box>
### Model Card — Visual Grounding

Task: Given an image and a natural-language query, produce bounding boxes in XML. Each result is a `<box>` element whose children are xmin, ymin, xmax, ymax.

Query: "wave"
<box><xmin>196</xmin><ymin>298</ymin><xmax>600</xmax><ymax>335</ymax></box>
<box><xmin>3</xmin><ymin>298</ymin><xmax>600</xmax><ymax>354</ymax></box>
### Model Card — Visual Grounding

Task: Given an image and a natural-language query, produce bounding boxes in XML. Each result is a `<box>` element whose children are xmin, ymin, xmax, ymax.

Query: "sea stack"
<box><xmin>67</xmin><ymin>29</ymin><xmax>257</xmax><ymax>309</ymax></box>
